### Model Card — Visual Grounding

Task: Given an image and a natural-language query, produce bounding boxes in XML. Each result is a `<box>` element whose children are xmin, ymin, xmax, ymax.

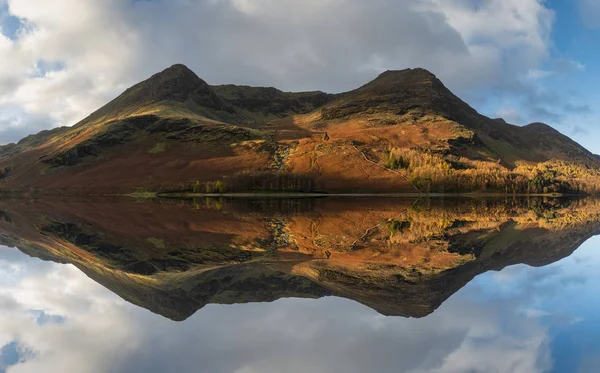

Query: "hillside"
<box><xmin>1</xmin><ymin>196</ymin><xmax>599</xmax><ymax>320</ymax></box>
<box><xmin>0</xmin><ymin>64</ymin><xmax>598</xmax><ymax>194</ymax></box>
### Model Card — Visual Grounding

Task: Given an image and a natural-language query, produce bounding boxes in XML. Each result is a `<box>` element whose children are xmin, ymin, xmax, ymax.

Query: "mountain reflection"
<box><xmin>0</xmin><ymin>196</ymin><xmax>599</xmax><ymax>321</ymax></box>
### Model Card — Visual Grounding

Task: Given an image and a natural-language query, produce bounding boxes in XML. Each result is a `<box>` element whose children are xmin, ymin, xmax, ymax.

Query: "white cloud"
<box><xmin>0</xmin><ymin>244</ymin><xmax>557</xmax><ymax>373</ymax></box>
<box><xmin>0</xmin><ymin>0</ymin><xmax>581</xmax><ymax>145</ymax></box>
<box><xmin>0</xmin><ymin>248</ymin><xmax>139</xmax><ymax>373</ymax></box>
<box><xmin>6</xmin><ymin>234</ymin><xmax>600</xmax><ymax>373</ymax></box>
<box><xmin>528</xmin><ymin>69</ymin><xmax>554</xmax><ymax>80</ymax></box>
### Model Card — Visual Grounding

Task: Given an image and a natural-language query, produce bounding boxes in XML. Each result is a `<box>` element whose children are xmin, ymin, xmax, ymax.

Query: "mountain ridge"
<box><xmin>0</xmin><ymin>64</ymin><xmax>599</xmax><ymax>194</ymax></box>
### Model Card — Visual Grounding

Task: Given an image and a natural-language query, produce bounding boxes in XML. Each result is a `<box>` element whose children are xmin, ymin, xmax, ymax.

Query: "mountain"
<box><xmin>1</xmin><ymin>196</ymin><xmax>599</xmax><ymax>321</ymax></box>
<box><xmin>0</xmin><ymin>64</ymin><xmax>599</xmax><ymax>194</ymax></box>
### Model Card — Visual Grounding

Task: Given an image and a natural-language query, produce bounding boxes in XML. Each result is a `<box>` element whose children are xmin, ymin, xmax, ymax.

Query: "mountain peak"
<box><xmin>0</xmin><ymin>63</ymin><xmax>598</xmax><ymax>196</ymax></box>
<box><xmin>377</xmin><ymin>68</ymin><xmax>437</xmax><ymax>79</ymax></box>
<box><xmin>74</xmin><ymin>64</ymin><xmax>228</xmax><ymax>125</ymax></box>
<box><xmin>152</xmin><ymin>64</ymin><xmax>199</xmax><ymax>82</ymax></box>
<box><xmin>136</xmin><ymin>63</ymin><xmax>209</xmax><ymax>102</ymax></box>
<box><xmin>332</xmin><ymin>66</ymin><xmax>474</xmax><ymax>123</ymax></box>
<box><xmin>366</xmin><ymin>68</ymin><xmax>439</xmax><ymax>89</ymax></box>
<box><xmin>524</xmin><ymin>122</ymin><xmax>561</xmax><ymax>135</ymax></box>
<box><xmin>162</xmin><ymin>63</ymin><xmax>194</xmax><ymax>73</ymax></box>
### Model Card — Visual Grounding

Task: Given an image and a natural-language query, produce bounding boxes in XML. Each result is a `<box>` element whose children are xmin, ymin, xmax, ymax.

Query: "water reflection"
<box><xmin>0</xmin><ymin>197</ymin><xmax>599</xmax><ymax>372</ymax></box>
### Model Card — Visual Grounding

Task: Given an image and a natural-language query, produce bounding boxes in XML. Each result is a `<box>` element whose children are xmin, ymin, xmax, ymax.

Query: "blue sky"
<box><xmin>469</xmin><ymin>235</ymin><xmax>600</xmax><ymax>373</ymax></box>
<box><xmin>522</xmin><ymin>0</ymin><xmax>600</xmax><ymax>151</ymax></box>
<box><xmin>469</xmin><ymin>0</ymin><xmax>600</xmax><ymax>151</ymax></box>
<box><xmin>0</xmin><ymin>0</ymin><xmax>599</xmax><ymax>152</ymax></box>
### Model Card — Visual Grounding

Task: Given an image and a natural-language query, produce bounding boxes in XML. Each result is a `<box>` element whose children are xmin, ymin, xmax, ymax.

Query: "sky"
<box><xmin>2</xmin><ymin>234</ymin><xmax>600</xmax><ymax>372</ymax></box>
<box><xmin>0</xmin><ymin>0</ymin><xmax>599</xmax><ymax>151</ymax></box>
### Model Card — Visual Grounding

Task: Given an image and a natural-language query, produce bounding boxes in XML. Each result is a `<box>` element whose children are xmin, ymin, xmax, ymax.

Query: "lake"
<box><xmin>0</xmin><ymin>196</ymin><xmax>599</xmax><ymax>372</ymax></box>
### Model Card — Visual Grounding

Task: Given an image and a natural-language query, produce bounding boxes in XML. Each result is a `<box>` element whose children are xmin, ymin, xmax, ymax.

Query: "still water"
<box><xmin>0</xmin><ymin>196</ymin><xmax>599</xmax><ymax>372</ymax></box>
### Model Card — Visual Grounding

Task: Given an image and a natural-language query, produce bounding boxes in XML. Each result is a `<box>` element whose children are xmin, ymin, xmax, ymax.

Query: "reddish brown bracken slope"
<box><xmin>0</xmin><ymin>64</ymin><xmax>597</xmax><ymax>194</ymax></box>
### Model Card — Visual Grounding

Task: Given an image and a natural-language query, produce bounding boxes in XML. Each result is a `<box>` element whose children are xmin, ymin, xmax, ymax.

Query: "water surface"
<box><xmin>0</xmin><ymin>196</ymin><xmax>599</xmax><ymax>372</ymax></box>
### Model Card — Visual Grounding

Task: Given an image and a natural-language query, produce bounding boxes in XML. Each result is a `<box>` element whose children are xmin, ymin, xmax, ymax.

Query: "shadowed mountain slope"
<box><xmin>0</xmin><ymin>64</ymin><xmax>598</xmax><ymax>194</ymax></box>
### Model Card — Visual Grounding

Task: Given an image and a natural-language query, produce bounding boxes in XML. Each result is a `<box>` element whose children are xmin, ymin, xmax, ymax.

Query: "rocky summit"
<box><xmin>0</xmin><ymin>64</ymin><xmax>599</xmax><ymax>195</ymax></box>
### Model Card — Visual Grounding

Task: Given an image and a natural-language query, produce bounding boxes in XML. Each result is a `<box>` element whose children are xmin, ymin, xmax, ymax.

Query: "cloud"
<box><xmin>496</xmin><ymin>107</ymin><xmax>525</xmax><ymax>125</ymax></box>
<box><xmin>579</xmin><ymin>0</ymin><xmax>600</xmax><ymax>28</ymax></box>
<box><xmin>564</xmin><ymin>103</ymin><xmax>592</xmax><ymax>115</ymax></box>
<box><xmin>572</xmin><ymin>125</ymin><xmax>591</xmax><ymax>136</ymax></box>
<box><xmin>0</xmin><ymin>243</ymin><xmax>563</xmax><ymax>373</ymax></box>
<box><xmin>490</xmin><ymin>69</ymin><xmax>590</xmax><ymax>127</ymax></box>
<box><xmin>5</xmin><ymin>234</ymin><xmax>600</xmax><ymax>372</ymax></box>
<box><xmin>0</xmin><ymin>0</ymin><xmax>570</xmax><ymax>145</ymax></box>
<box><xmin>0</xmin><ymin>107</ymin><xmax>56</xmax><ymax>144</ymax></box>
<box><xmin>0</xmin><ymin>246</ymin><xmax>139</xmax><ymax>373</ymax></box>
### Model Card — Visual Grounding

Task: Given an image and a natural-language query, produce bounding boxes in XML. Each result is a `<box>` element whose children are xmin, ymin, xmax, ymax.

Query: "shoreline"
<box><xmin>0</xmin><ymin>191</ymin><xmax>588</xmax><ymax>200</ymax></box>
<box><xmin>154</xmin><ymin>191</ymin><xmax>580</xmax><ymax>199</ymax></box>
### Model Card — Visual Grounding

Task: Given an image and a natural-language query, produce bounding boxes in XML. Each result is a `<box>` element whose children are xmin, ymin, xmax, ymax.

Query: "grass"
<box><xmin>7</xmin><ymin>65</ymin><xmax>600</xmax><ymax>198</ymax></box>
<box><xmin>148</xmin><ymin>142</ymin><xmax>167</xmax><ymax>154</ymax></box>
<box><xmin>380</xmin><ymin>146</ymin><xmax>600</xmax><ymax>195</ymax></box>
<box><xmin>127</xmin><ymin>188</ymin><xmax>157</xmax><ymax>199</ymax></box>
<box><xmin>146</xmin><ymin>238</ymin><xmax>166</xmax><ymax>249</ymax></box>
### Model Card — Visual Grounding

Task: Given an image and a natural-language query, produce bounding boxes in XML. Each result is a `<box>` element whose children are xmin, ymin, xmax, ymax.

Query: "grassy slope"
<box><xmin>0</xmin><ymin>65</ymin><xmax>598</xmax><ymax>194</ymax></box>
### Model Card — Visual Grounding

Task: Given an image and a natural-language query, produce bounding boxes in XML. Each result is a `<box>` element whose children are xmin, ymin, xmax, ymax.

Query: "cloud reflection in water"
<box><xmin>0</xmin><ymin>234</ymin><xmax>599</xmax><ymax>372</ymax></box>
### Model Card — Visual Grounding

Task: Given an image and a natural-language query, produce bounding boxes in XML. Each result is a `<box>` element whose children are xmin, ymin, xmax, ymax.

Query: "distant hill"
<box><xmin>0</xmin><ymin>64</ymin><xmax>599</xmax><ymax>194</ymax></box>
